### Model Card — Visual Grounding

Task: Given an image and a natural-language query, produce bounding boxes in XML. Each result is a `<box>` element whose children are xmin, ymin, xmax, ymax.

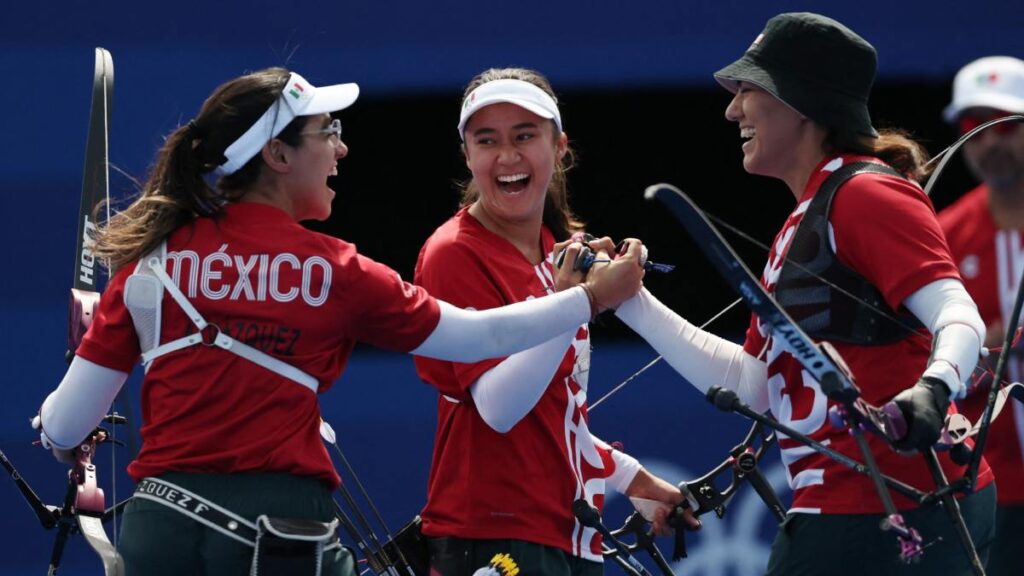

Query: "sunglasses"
<box><xmin>958</xmin><ymin>111</ymin><xmax>1021</xmax><ymax>137</ymax></box>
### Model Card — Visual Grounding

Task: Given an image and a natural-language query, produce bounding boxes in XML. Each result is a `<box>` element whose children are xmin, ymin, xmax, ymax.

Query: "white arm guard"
<box><xmin>470</xmin><ymin>329</ymin><xmax>577</xmax><ymax>433</ymax></box>
<box><xmin>412</xmin><ymin>287</ymin><xmax>590</xmax><ymax>362</ymax></box>
<box><xmin>593</xmin><ymin>436</ymin><xmax>643</xmax><ymax>494</ymax></box>
<box><xmin>616</xmin><ymin>288</ymin><xmax>769</xmax><ymax>412</ymax></box>
<box><xmin>38</xmin><ymin>356</ymin><xmax>129</xmax><ymax>450</ymax></box>
<box><xmin>903</xmin><ymin>278</ymin><xmax>985</xmax><ymax>399</ymax></box>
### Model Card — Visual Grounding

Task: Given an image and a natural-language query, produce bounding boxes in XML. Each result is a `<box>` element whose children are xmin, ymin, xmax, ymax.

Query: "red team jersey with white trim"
<box><xmin>76</xmin><ymin>203</ymin><xmax>441</xmax><ymax>488</ymax></box>
<box><xmin>939</xmin><ymin>184</ymin><xmax>1024</xmax><ymax>505</ymax></box>
<box><xmin>742</xmin><ymin>155</ymin><xmax>993</xmax><ymax>514</ymax></box>
<box><xmin>414</xmin><ymin>208</ymin><xmax>614</xmax><ymax>561</ymax></box>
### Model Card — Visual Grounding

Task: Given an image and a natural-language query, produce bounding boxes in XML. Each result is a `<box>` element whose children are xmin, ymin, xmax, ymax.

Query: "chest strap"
<box><xmin>136</xmin><ymin>250</ymin><xmax>319</xmax><ymax>395</ymax></box>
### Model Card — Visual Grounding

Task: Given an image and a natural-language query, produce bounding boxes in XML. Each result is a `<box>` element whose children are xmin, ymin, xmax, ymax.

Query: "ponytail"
<box><xmin>93</xmin><ymin>67</ymin><xmax>303</xmax><ymax>271</ymax></box>
<box><xmin>825</xmin><ymin>128</ymin><xmax>933</xmax><ymax>182</ymax></box>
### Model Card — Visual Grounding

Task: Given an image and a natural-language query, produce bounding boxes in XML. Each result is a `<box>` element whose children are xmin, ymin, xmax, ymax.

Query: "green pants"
<box><xmin>765</xmin><ymin>483</ymin><xmax>996</xmax><ymax>576</ymax></box>
<box><xmin>118</xmin><ymin>472</ymin><xmax>355</xmax><ymax>576</ymax></box>
<box><xmin>427</xmin><ymin>536</ymin><xmax>604</xmax><ymax>576</ymax></box>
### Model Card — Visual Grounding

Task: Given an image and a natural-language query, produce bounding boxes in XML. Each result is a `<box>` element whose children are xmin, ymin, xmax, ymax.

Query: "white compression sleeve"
<box><xmin>616</xmin><ymin>288</ymin><xmax>769</xmax><ymax>412</ymax></box>
<box><xmin>593</xmin><ymin>436</ymin><xmax>642</xmax><ymax>494</ymax></box>
<box><xmin>412</xmin><ymin>286</ymin><xmax>591</xmax><ymax>362</ymax></box>
<box><xmin>903</xmin><ymin>278</ymin><xmax>985</xmax><ymax>399</ymax></box>
<box><xmin>38</xmin><ymin>356</ymin><xmax>129</xmax><ymax>449</ymax></box>
<box><xmin>470</xmin><ymin>329</ymin><xmax>577</xmax><ymax>433</ymax></box>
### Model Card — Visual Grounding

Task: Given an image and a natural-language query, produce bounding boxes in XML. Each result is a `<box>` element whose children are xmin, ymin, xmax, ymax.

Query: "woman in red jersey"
<box><xmin>414</xmin><ymin>67</ymin><xmax>696</xmax><ymax>576</ymax></box>
<box><xmin>33</xmin><ymin>67</ymin><xmax>645</xmax><ymax>576</ymax></box>
<box><xmin>614</xmin><ymin>13</ymin><xmax>996</xmax><ymax>576</ymax></box>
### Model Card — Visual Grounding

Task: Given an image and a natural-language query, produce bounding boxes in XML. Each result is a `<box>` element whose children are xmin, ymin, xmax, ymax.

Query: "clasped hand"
<box><xmin>552</xmin><ymin>234</ymin><xmax>646</xmax><ymax>312</ymax></box>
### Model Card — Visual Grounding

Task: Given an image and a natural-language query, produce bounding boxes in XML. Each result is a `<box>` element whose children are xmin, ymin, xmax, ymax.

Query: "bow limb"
<box><xmin>63</xmin><ymin>47</ymin><xmax>125</xmax><ymax>575</ymax></box>
<box><xmin>68</xmin><ymin>429</ymin><xmax>124</xmax><ymax>576</ymax></box>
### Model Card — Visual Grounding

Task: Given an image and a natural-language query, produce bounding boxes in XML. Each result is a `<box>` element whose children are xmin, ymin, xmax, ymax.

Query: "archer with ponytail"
<box><xmin>33</xmin><ymin>67</ymin><xmax>645</xmax><ymax>576</ymax></box>
<box><xmin>414</xmin><ymin>68</ymin><xmax>697</xmax><ymax>576</ymax></box>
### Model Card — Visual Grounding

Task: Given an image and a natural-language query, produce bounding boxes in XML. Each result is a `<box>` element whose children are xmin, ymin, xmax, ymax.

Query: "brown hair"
<box><xmin>93</xmin><ymin>67</ymin><xmax>309</xmax><ymax>270</ymax></box>
<box><xmin>825</xmin><ymin>128</ymin><xmax>933</xmax><ymax>182</ymax></box>
<box><xmin>458</xmin><ymin>68</ymin><xmax>584</xmax><ymax>241</ymax></box>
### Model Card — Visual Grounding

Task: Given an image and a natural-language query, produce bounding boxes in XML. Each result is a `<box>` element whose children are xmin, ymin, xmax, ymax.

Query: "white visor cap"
<box><xmin>217</xmin><ymin>72</ymin><xmax>359</xmax><ymax>175</ymax></box>
<box><xmin>943</xmin><ymin>56</ymin><xmax>1024</xmax><ymax>123</ymax></box>
<box><xmin>457</xmin><ymin>79</ymin><xmax>562</xmax><ymax>140</ymax></box>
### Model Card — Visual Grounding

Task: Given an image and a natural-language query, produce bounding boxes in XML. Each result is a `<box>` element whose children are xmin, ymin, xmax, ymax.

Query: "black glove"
<box><xmin>891</xmin><ymin>376</ymin><xmax>951</xmax><ymax>451</ymax></box>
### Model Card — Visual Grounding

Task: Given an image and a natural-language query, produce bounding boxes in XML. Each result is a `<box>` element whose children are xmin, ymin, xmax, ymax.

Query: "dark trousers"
<box><xmin>987</xmin><ymin>503</ymin><xmax>1024</xmax><ymax>576</ymax></box>
<box><xmin>765</xmin><ymin>483</ymin><xmax>996</xmax><ymax>576</ymax></box>
<box><xmin>118</xmin><ymin>472</ymin><xmax>355</xmax><ymax>576</ymax></box>
<box><xmin>428</xmin><ymin>536</ymin><xmax>604</xmax><ymax>576</ymax></box>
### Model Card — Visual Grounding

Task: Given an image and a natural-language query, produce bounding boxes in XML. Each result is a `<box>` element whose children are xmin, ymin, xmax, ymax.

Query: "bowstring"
<box><xmin>588</xmin><ymin>297</ymin><xmax>743</xmax><ymax>411</ymax></box>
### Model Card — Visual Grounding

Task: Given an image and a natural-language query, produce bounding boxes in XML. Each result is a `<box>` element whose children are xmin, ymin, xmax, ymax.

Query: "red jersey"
<box><xmin>939</xmin><ymin>184</ymin><xmax>1024</xmax><ymax>505</ymax></box>
<box><xmin>742</xmin><ymin>154</ymin><xmax>993</xmax><ymax>514</ymax></box>
<box><xmin>77</xmin><ymin>202</ymin><xmax>440</xmax><ymax>488</ymax></box>
<box><xmin>414</xmin><ymin>208</ymin><xmax>615</xmax><ymax>561</ymax></box>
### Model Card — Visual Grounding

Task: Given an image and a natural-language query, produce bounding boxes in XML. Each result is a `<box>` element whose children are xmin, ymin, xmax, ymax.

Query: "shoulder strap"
<box><xmin>135</xmin><ymin>245</ymin><xmax>319</xmax><ymax>394</ymax></box>
<box><xmin>775</xmin><ymin>160</ymin><xmax>923</xmax><ymax>345</ymax></box>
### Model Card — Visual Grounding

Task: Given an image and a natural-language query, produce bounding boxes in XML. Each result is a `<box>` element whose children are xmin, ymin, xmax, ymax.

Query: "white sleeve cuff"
<box><xmin>412</xmin><ymin>287</ymin><xmax>590</xmax><ymax>362</ymax></box>
<box><xmin>903</xmin><ymin>278</ymin><xmax>985</xmax><ymax>399</ymax></box>
<box><xmin>38</xmin><ymin>356</ymin><xmax>128</xmax><ymax>449</ymax></box>
<box><xmin>615</xmin><ymin>288</ymin><xmax>769</xmax><ymax>412</ymax></box>
<box><xmin>607</xmin><ymin>448</ymin><xmax>643</xmax><ymax>494</ymax></box>
<box><xmin>470</xmin><ymin>329</ymin><xmax>577</xmax><ymax>433</ymax></box>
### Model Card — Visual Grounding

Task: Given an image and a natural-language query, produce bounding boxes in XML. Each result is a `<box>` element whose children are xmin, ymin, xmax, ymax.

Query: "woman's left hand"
<box><xmin>552</xmin><ymin>239</ymin><xmax>587</xmax><ymax>291</ymax></box>
<box><xmin>625</xmin><ymin>468</ymin><xmax>701</xmax><ymax>536</ymax></box>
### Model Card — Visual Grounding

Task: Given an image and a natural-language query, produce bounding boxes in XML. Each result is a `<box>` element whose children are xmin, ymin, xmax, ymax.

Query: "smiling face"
<box><xmin>285</xmin><ymin>113</ymin><xmax>348</xmax><ymax>221</ymax></box>
<box><xmin>463</xmin><ymin>102</ymin><xmax>567</xmax><ymax>230</ymax></box>
<box><xmin>724</xmin><ymin>82</ymin><xmax>827</xmax><ymax>196</ymax></box>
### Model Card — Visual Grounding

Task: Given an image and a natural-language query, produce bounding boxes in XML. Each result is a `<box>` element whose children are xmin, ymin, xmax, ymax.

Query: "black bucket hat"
<box><xmin>714</xmin><ymin>12</ymin><xmax>879</xmax><ymax>138</ymax></box>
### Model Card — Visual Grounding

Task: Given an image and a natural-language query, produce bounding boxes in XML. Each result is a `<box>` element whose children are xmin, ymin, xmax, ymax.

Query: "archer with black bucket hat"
<box><xmin>612</xmin><ymin>12</ymin><xmax>997</xmax><ymax>575</ymax></box>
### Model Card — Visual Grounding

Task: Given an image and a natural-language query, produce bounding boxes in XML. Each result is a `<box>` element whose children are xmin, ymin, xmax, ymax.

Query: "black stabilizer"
<box><xmin>950</xmin><ymin>444</ymin><xmax>972</xmax><ymax>467</ymax></box>
<box><xmin>573</xmin><ymin>498</ymin><xmax>601</xmax><ymax>528</ymax></box>
<box><xmin>707</xmin><ymin>386</ymin><xmax>739</xmax><ymax>412</ymax></box>
<box><xmin>742</xmin><ymin>467</ymin><xmax>787</xmax><ymax>523</ymax></box>
<box><xmin>666</xmin><ymin>507</ymin><xmax>689</xmax><ymax>561</ymax></box>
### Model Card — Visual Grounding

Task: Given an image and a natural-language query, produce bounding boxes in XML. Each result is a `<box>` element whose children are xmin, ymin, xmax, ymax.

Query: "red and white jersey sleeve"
<box><xmin>75</xmin><ymin>202</ymin><xmax>440</xmax><ymax>489</ymax></box>
<box><xmin>414</xmin><ymin>207</ymin><xmax>610</xmax><ymax>561</ymax></box>
<box><xmin>742</xmin><ymin>155</ymin><xmax>993</xmax><ymax>514</ymax></box>
<box><xmin>939</xmin><ymin>184</ymin><xmax>1024</xmax><ymax>505</ymax></box>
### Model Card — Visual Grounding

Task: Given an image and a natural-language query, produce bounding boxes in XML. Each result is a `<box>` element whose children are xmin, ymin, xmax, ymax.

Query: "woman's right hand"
<box><xmin>582</xmin><ymin>238</ymin><xmax>645</xmax><ymax>312</ymax></box>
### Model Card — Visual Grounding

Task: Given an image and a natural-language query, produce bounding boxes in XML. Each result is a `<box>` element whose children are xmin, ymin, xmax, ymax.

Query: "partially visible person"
<box><xmin>414</xmin><ymin>68</ymin><xmax>695</xmax><ymax>576</ymax></box>
<box><xmin>611</xmin><ymin>13</ymin><xmax>996</xmax><ymax>575</ymax></box>
<box><xmin>939</xmin><ymin>55</ymin><xmax>1024</xmax><ymax>576</ymax></box>
<box><xmin>32</xmin><ymin>67</ymin><xmax>645</xmax><ymax>576</ymax></box>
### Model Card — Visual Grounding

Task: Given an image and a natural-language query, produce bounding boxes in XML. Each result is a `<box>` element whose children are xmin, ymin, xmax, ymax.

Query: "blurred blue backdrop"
<box><xmin>2</xmin><ymin>1</ymin><xmax>1019</xmax><ymax>574</ymax></box>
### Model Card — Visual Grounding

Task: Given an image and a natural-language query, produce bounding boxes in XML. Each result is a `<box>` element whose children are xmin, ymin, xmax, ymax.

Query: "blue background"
<box><xmin>2</xmin><ymin>1</ymin><xmax>1020</xmax><ymax>574</ymax></box>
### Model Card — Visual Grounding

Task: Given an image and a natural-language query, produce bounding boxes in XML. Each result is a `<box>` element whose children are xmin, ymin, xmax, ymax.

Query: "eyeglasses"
<box><xmin>301</xmin><ymin>118</ymin><xmax>343</xmax><ymax>144</ymax></box>
<box><xmin>958</xmin><ymin>111</ymin><xmax>1020</xmax><ymax>137</ymax></box>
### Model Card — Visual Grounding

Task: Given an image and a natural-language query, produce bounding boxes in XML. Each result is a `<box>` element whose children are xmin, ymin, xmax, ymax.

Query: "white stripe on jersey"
<box><xmin>788</xmin><ymin>507</ymin><xmax>823</xmax><ymax>514</ymax></box>
<box><xmin>790</xmin><ymin>468</ymin><xmax>825</xmax><ymax>490</ymax></box>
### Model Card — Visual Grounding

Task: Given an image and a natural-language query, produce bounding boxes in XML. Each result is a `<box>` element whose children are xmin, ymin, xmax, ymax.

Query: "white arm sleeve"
<box><xmin>470</xmin><ymin>329</ymin><xmax>577</xmax><ymax>433</ymax></box>
<box><xmin>38</xmin><ymin>356</ymin><xmax>129</xmax><ymax>450</ymax></box>
<box><xmin>616</xmin><ymin>288</ymin><xmax>769</xmax><ymax>412</ymax></box>
<box><xmin>412</xmin><ymin>286</ymin><xmax>590</xmax><ymax>362</ymax></box>
<box><xmin>903</xmin><ymin>278</ymin><xmax>985</xmax><ymax>399</ymax></box>
<box><xmin>593</xmin><ymin>436</ymin><xmax>642</xmax><ymax>494</ymax></box>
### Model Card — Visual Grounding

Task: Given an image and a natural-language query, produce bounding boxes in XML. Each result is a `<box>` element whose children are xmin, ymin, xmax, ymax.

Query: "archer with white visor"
<box><xmin>33</xmin><ymin>67</ymin><xmax>645</xmax><ymax>576</ymax></box>
<box><xmin>416</xmin><ymin>68</ymin><xmax>698</xmax><ymax>576</ymax></box>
